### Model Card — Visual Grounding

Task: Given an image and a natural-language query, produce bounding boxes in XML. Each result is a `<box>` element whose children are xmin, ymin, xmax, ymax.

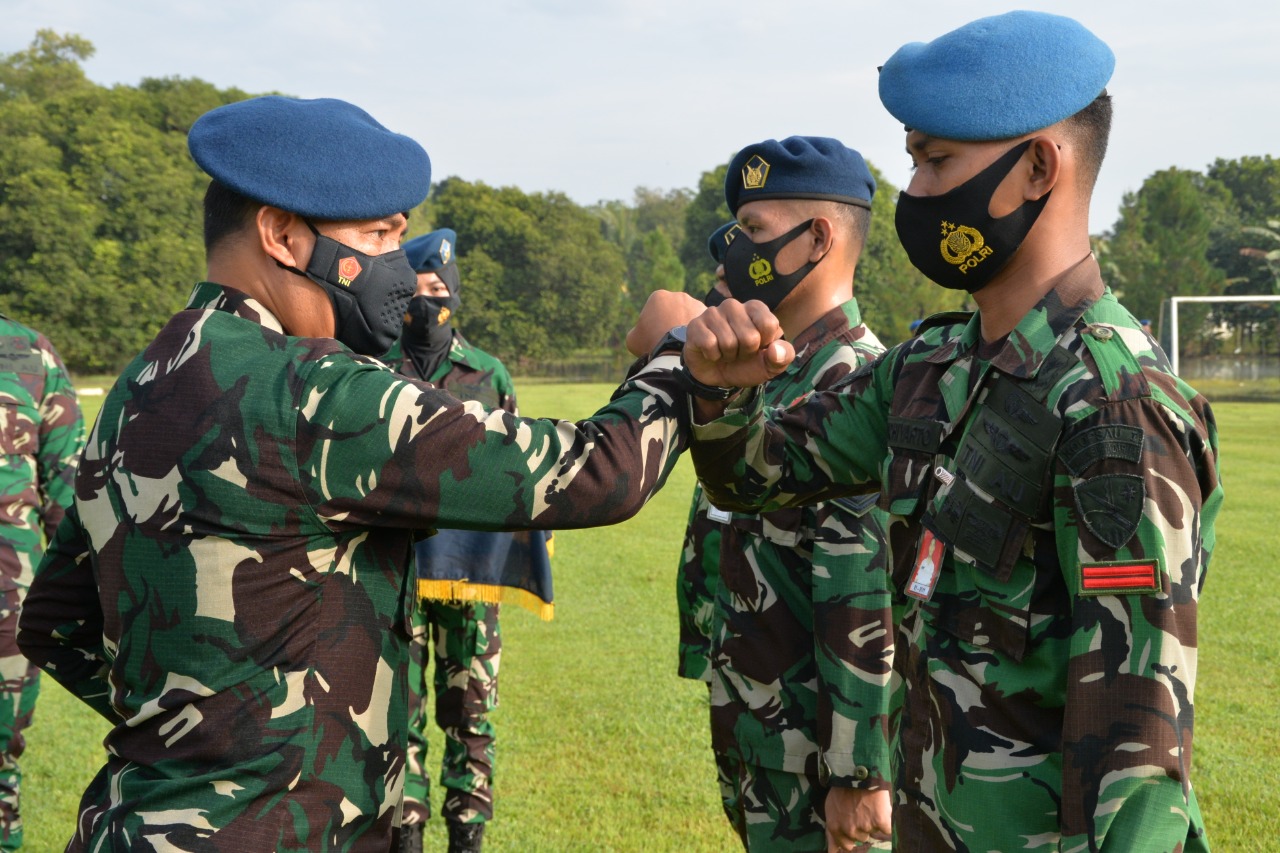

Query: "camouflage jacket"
<box><xmin>689</xmin><ymin>258</ymin><xmax>1223</xmax><ymax>851</ymax></box>
<box><xmin>17</xmin><ymin>282</ymin><xmax>688</xmax><ymax>852</ymax></box>
<box><xmin>678</xmin><ymin>300</ymin><xmax>896</xmax><ymax>790</ymax></box>
<box><xmin>0</xmin><ymin>314</ymin><xmax>84</xmax><ymax>590</ymax></box>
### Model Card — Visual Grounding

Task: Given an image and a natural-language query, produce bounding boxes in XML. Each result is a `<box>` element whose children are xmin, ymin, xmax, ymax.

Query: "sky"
<box><xmin>6</xmin><ymin>0</ymin><xmax>1279</xmax><ymax>236</ymax></box>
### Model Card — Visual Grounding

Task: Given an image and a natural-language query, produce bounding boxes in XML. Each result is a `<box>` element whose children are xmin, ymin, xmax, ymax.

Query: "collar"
<box><xmin>790</xmin><ymin>298</ymin><xmax>865</xmax><ymax>360</ymax></box>
<box><xmin>924</xmin><ymin>254</ymin><xmax>1103</xmax><ymax>380</ymax></box>
<box><xmin>187</xmin><ymin>282</ymin><xmax>286</xmax><ymax>335</ymax></box>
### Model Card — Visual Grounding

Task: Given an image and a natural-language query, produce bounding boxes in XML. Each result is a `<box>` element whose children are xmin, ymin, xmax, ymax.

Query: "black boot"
<box><xmin>446</xmin><ymin>820</ymin><xmax>485</xmax><ymax>853</ymax></box>
<box><xmin>396</xmin><ymin>821</ymin><xmax>423</xmax><ymax>853</ymax></box>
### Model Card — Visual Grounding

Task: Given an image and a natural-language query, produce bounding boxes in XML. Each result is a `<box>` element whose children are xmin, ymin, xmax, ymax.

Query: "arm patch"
<box><xmin>1058</xmin><ymin>424</ymin><xmax>1144</xmax><ymax>477</ymax></box>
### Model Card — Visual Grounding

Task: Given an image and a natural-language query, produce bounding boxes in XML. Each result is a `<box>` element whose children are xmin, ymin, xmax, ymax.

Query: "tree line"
<box><xmin>1</xmin><ymin>31</ymin><xmax>1276</xmax><ymax>375</ymax></box>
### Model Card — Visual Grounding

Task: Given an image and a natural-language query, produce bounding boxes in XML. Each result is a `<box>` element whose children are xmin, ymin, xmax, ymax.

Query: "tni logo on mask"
<box><xmin>939</xmin><ymin>221</ymin><xmax>993</xmax><ymax>274</ymax></box>
<box><xmin>337</xmin><ymin>256</ymin><xmax>363</xmax><ymax>287</ymax></box>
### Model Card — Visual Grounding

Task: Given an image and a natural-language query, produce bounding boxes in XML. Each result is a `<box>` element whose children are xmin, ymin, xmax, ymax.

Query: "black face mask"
<box><xmin>894</xmin><ymin>139</ymin><xmax>1050</xmax><ymax>294</ymax></box>
<box><xmin>278</xmin><ymin>221</ymin><xmax>417</xmax><ymax>356</ymax></box>
<box><xmin>401</xmin><ymin>293</ymin><xmax>458</xmax><ymax>378</ymax></box>
<box><xmin>722</xmin><ymin>219</ymin><xmax>824</xmax><ymax>311</ymax></box>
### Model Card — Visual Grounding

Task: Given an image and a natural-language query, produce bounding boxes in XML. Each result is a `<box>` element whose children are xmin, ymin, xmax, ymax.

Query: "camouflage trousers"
<box><xmin>403</xmin><ymin>599</ymin><xmax>501</xmax><ymax>826</ymax></box>
<box><xmin>0</xmin><ymin>589</ymin><xmax>37</xmax><ymax>851</ymax></box>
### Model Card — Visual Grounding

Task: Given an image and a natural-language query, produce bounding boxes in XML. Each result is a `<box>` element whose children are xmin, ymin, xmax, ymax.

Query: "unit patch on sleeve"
<box><xmin>1073</xmin><ymin>473</ymin><xmax>1145</xmax><ymax>549</ymax></box>
<box><xmin>1079</xmin><ymin>560</ymin><xmax>1160</xmax><ymax>596</ymax></box>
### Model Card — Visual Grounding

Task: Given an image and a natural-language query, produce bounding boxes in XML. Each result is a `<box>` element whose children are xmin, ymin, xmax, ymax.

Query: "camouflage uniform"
<box><xmin>0</xmin><ymin>315</ymin><xmax>84</xmax><ymax>850</ymax></box>
<box><xmin>17</xmin><ymin>282</ymin><xmax>688</xmax><ymax>852</ymax></box>
<box><xmin>383</xmin><ymin>334</ymin><xmax>515</xmax><ymax>827</ymax></box>
<box><xmin>690</xmin><ymin>259</ymin><xmax>1222</xmax><ymax>851</ymax></box>
<box><xmin>689</xmin><ymin>301</ymin><xmax>895</xmax><ymax>851</ymax></box>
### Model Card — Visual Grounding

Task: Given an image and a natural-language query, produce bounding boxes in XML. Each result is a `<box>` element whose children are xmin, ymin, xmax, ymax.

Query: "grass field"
<box><xmin>18</xmin><ymin>382</ymin><xmax>1278</xmax><ymax>851</ymax></box>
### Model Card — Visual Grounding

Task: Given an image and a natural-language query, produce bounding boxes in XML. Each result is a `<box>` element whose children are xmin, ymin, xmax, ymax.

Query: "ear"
<box><xmin>808</xmin><ymin>217</ymin><xmax>836</xmax><ymax>261</ymax></box>
<box><xmin>1024</xmin><ymin>136</ymin><xmax>1062</xmax><ymax>201</ymax></box>
<box><xmin>258</xmin><ymin>206</ymin><xmax>309</xmax><ymax>269</ymax></box>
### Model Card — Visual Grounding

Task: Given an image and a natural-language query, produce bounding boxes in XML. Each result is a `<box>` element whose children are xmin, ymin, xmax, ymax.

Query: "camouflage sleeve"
<box><xmin>1053</xmin><ymin>393</ymin><xmax>1222</xmax><ymax>848</ymax></box>
<box><xmin>811</xmin><ymin>497</ymin><xmax>895</xmax><ymax>791</ymax></box>
<box><xmin>690</xmin><ymin>359</ymin><xmax>893</xmax><ymax>514</ymax></box>
<box><xmin>675</xmin><ymin>484</ymin><xmax>721</xmax><ymax>682</ymax></box>
<box><xmin>16</xmin><ymin>503</ymin><xmax>116</xmax><ymax>721</ymax></box>
<box><xmin>34</xmin><ymin>334</ymin><xmax>85</xmax><ymax>540</ymax></box>
<box><xmin>298</xmin><ymin>351</ymin><xmax>689</xmax><ymax>533</ymax></box>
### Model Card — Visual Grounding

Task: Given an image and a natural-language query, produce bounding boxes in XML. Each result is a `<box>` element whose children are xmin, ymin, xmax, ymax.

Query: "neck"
<box><xmin>972</xmin><ymin>222</ymin><xmax>1092</xmax><ymax>342</ymax></box>
<box><xmin>775</xmin><ymin>272</ymin><xmax>854</xmax><ymax>340</ymax></box>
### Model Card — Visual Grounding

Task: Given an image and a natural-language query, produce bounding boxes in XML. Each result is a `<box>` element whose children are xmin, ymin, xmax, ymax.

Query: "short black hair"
<box><xmin>1063</xmin><ymin>92</ymin><xmax>1112</xmax><ymax>191</ymax></box>
<box><xmin>203</xmin><ymin>180</ymin><xmax>262</xmax><ymax>253</ymax></box>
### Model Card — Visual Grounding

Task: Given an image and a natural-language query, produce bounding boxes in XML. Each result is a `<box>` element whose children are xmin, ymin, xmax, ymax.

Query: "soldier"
<box><xmin>657</xmin><ymin>139</ymin><xmax>895</xmax><ymax>852</ymax></box>
<box><xmin>383</xmin><ymin>228</ymin><xmax>537</xmax><ymax>853</ymax></box>
<box><xmin>15</xmin><ymin>95</ymin><xmax>760</xmax><ymax>852</ymax></box>
<box><xmin>0</xmin><ymin>315</ymin><xmax>84</xmax><ymax>850</ymax></box>
<box><xmin>671</xmin><ymin>11</ymin><xmax>1223</xmax><ymax>851</ymax></box>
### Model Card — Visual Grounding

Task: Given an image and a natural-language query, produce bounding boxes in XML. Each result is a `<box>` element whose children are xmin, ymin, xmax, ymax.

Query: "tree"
<box><xmin>1106</xmin><ymin>168</ymin><xmax>1231</xmax><ymax>354</ymax></box>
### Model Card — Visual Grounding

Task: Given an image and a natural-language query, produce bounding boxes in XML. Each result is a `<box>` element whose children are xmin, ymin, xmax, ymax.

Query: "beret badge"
<box><xmin>742</xmin><ymin>155</ymin><xmax>770</xmax><ymax>190</ymax></box>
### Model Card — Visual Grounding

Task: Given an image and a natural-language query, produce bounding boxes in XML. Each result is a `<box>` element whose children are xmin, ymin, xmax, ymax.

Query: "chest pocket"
<box><xmin>928</xmin><ymin>378</ymin><xmax>1062</xmax><ymax>583</ymax></box>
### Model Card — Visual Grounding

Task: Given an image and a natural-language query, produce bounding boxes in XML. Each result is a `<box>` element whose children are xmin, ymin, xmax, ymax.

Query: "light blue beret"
<box><xmin>878</xmin><ymin>11</ymin><xmax>1115</xmax><ymax>140</ymax></box>
<box><xmin>707</xmin><ymin>221</ymin><xmax>741</xmax><ymax>264</ymax></box>
<box><xmin>725</xmin><ymin>136</ymin><xmax>875</xmax><ymax>215</ymax></box>
<box><xmin>403</xmin><ymin>228</ymin><xmax>458</xmax><ymax>273</ymax></box>
<box><xmin>188</xmin><ymin>96</ymin><xmax>431</xmax><ymax>220</ymax></box>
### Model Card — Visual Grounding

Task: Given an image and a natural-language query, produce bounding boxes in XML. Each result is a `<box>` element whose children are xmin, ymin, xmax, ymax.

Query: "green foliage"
<box><xmin>679</xmin><ymin>162</ymin><xmax>732</xmax><ymax>296</ymax></box>
<box><xmin>428</xmin><ymin>178</ymin><xmax>629</xmax><ymax>363</ymax></box>
<box><xmin>0</xmin><ymin>32</ymin><xmax>247</xmax><ymax>372</ymax></box>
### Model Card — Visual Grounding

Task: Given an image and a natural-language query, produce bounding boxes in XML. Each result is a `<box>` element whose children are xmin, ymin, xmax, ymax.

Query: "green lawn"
<box><xmin>19</xmin><ymin>384</ymin><xmax>1277</xmax><ymax>851</ymax></box>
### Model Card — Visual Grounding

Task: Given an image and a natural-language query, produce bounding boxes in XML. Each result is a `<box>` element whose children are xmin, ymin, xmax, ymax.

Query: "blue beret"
<box><xmin>188</xmin><ymin>96</ymin><xmax>431</xmax><ymax>220</ymax></box>
<box><xmin>725</xmin><ymin>136</ymin><xmax>875</xmax><ymax>215</ymax></box>
<box><xmin>403</xmin><ymin>228</ymin><xmax>458</xmax><ymax>273</ymax></box>
<box><xmin>707</xmin><ymin>221</ymin><xmax>741</xmax><ymax>264</ymax></box>
<box><xmin>879</xmin><ymin>11</ymin><xmax>1114</xmax><ymax>141</ymax></box>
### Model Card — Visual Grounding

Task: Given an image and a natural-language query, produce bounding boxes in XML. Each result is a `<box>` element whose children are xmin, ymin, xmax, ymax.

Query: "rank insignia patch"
<box><xmin>742</xmin><ymin>155</ymin><xmax>770</xmax><ymax>189</ymax></box>
<box><xmin>1079</xmin><ymin>560</ymin><xmax>1159</xmax><ymax>595</ymax></box>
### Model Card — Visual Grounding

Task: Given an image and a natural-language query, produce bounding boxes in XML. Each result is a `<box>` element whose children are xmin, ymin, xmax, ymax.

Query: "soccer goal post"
<box><xmin>1165</xmin><ymin>294</ymin><xmax>1280</xmax><ymax>376</ymax></box>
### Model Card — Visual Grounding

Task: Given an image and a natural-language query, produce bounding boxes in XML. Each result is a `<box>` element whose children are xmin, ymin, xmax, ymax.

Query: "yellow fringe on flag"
<box><xmin>417</xmin><ymin>579</ymin><xmax>554</xmax><ymax>621</ymax></box>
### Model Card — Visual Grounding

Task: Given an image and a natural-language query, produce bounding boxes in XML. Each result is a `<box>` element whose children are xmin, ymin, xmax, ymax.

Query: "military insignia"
<box><xmin>939</xmin><ymin>221</ymin><xmax>994</xmax><ymax>270</ymax></box>
<box><xmin>439</xmin><ymin>238</ymin><xmax>452</xmax><ymax>265</ymax></box>
<box><xmin>742</xmin><ymin>155</ymin><xmax>770</xmax><ymax>190</ymax></box>
<box><xmin>1079</xmin><ymin>559</ymin><xmax>1160</xmax><ymax>595</ymax></box>
<box><xmin>337</xmin><ymin>256</ymin><xmax>363</xmax><ymax>286</ymax></box>
<box><xmin>1074</xmin><ymin>473</ymin><xmax>1144</xmax><ymax>549</ymax></box>
<box><xmin>748</xmin><ymin>255</ymin><xmax>774</xmax><ymax>286</ymax></box>
<box><xmin>906</xmin><ymin>528</ymin><xmax>945</xmax><ymax>601</ymax></box>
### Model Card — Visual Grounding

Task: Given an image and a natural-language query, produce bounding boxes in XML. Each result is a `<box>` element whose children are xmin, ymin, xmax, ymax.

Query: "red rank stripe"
<box><xmin>1080</xmin><ymin>561</ymin><xmax>1158</xmax><ymax>594</ymax></box>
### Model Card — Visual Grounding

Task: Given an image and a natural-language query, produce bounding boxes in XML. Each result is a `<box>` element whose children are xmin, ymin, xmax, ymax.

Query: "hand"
<box><xmin>684</xmin><ymin>299</ymin><xmax>793</xmax><ymax>389</ymax></box>
<box><xmin>625</xmin><ymin>290</ymin><xmax>707</xmax><ymax>357</ymax></box>
<box><xmin>824</xmin><ymin>787</ymin><xmax>892</xmax><ymax>853</ymax></box>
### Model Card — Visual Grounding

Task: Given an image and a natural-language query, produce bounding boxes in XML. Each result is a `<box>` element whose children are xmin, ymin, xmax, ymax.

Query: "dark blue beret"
<box><xmin>878</xmin><ymin>11</ymin><xmax>1114</xmax><ymax>141</ymax></box>
<box><xmin>403</xmin><ymin>228</ymin><xmax>458</xmax><ymax>273</ymax></box>
<box><xmin>707</xmin><ymin>221</ymin><xmax>741</xmax><ymax>264</ymax></box>
<box><xmin>188</xmin><ymin>96</ymin><xmax>431</xmax><ymax>220</ymax></box>
<box><xmin>725</xmin><ymin>136</ymin><xmax>875</xmax><ymax>215</ymax></box>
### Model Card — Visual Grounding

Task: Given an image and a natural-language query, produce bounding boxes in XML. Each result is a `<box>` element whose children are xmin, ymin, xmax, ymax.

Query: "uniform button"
<box><xmin>852</xmin><ymin>765</ymin><xmax>869</xmax><ymax>781</ymax></box>
<box><xmin>1090</xmin><ymin>325</ymin><xmax>1114</xmax><ymax>341</ymax></box>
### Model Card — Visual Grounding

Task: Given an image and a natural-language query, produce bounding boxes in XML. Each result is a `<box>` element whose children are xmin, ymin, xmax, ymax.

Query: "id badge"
<box><xmin>906</xmin><ymin>529</ymin><xmax>946</xmax><ymax>601</ymax></box>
